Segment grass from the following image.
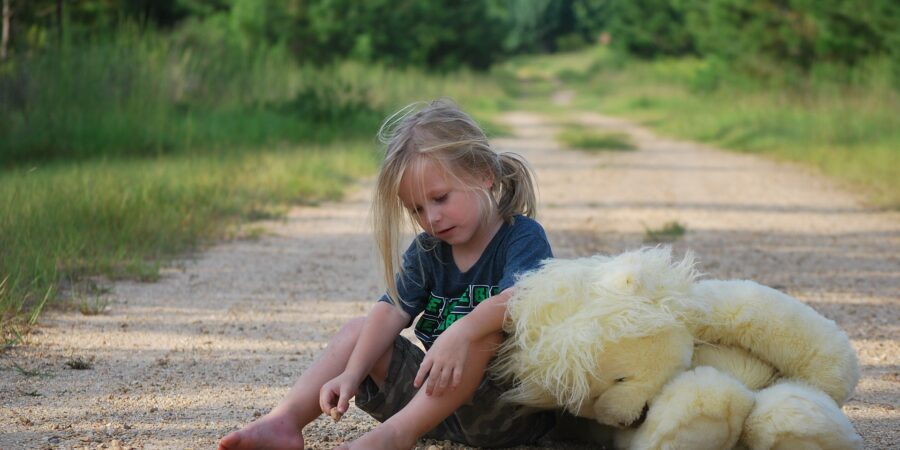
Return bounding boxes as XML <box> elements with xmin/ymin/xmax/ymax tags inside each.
<box><xmin>78</xmin><ymin>296</ymin><xmax>111</xmax><ymax>316</ymax></box>
<box><xmin>2</xmin><ymin>329</ymin><xmax>23</xmax><ymax>352</ymax></box>
<box><xmin>643</xmin><ymin>221</ymin><xmax>687</xmax><ymax>243</ymax></box>
<box><xmin>557</xmin><ymin>126</ymin><xmax>636</xmax><ymax>151</ymax></box>
<box><xmin>12</xmin><ymin>363</ymin><xmax>52</xmax><ymax>378</ymax></box>
<box><xmin>65</xmin><ymin>357</ymin><xmax>93</xmax><ymax>370</ymax></box>
<box><xmin>0</xmin><ymin>31</ymin><xmax>509</xmax><ymax>167</ymax></box>
<box><xmin>510</xmin><ymin>47</ymin><xmax>900</xmax><ymax>209</ymax></box>
<box><xmin>0</xmin><ymin>143</ymin><xmax>378</xmax><ymax>327</ymax></box>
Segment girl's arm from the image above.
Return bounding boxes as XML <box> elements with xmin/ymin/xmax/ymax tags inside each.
<box><xmin>320</xmin><ymin>301</ymin><xmax>409</xmax><ymax>415</ymax></box>
<box><xmin>413</xmin><ymin>288</ymin><xmax>514</xmax><ymax>396</ymax></box>
<box><xmin>451</xmin><ymin>287</ymin><xmax>514</xmax><ymax>341</ymax></box>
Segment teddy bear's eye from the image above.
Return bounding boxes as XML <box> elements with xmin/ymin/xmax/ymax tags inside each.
<box><xmin>615</xmin><ymin>377</ymin><xmax>627</xmax><ymax>383</ymax></box>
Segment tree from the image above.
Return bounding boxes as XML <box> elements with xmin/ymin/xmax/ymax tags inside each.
<box><xmin>1</xmin><ymin>0</ymin><xmax>10</xmax><ymax>61</ymax></box>
<box><xmin>608</xmin><ymin>0</ymin><xmax>695</xmax><ymax>57</ymax></box>
<box><xmin>681</xmin><ymin>0</ymin><xmax>897</xmax><ymax>72</ymax></box>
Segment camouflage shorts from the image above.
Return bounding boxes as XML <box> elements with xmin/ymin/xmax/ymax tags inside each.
<box><xmin>355</xmin><ymin>335</ymin><xmax>556</xmax><ymax>448</ymax></box>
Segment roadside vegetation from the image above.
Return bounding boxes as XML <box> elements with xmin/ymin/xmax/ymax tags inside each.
<box><xmin>557</xmin><ymin>126</ymin><xmax>636</xmax><ymax>152</ymax></box>
<box><xmin>643</xmin><ymin>221</ymin><xmax>687</xmax><ymax>244</ymax></box>
<box><xmin>500</xmin><ymin>46</ymin><xmax>899</xmax><ymax>209</ymax></box>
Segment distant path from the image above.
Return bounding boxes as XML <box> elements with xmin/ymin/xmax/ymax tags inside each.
<box><xmin>2</xmin><ymin>111</ymin><xmax>898</xmax><ymax>449</ymax></box>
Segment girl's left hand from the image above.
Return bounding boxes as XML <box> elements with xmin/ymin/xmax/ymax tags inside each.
<box><xmin>414</xmin><ymin>322</ymin><xmax>474</xmax><ymax>396</ymax></box>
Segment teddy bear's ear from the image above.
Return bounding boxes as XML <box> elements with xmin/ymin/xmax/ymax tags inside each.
<box><xmin>596</xmin><ymin>263</ymin><xmax>640</xmax><ymax>296</ymax></box>
<box><xmin>591</xmin><ymin>247</ymin><xmax>697</xmax><ymax>302</ymax></box>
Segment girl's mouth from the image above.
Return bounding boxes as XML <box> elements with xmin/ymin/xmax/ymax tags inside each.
<box><xmin>436</xmin><ymin>226</ymin><xmax>455</xmax><ymax>236</ymax></box>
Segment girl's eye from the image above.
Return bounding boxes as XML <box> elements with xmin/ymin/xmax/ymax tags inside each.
<box><xmin>434</xmin><ymin>193</ymin><xmax>448</xmax><ymax>203</ymax></box>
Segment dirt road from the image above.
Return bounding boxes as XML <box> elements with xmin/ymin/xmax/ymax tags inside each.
<box><xmin>2</xmin><ymin>111</ymin><xmax>898</xmax><ymax>449</ymax></box>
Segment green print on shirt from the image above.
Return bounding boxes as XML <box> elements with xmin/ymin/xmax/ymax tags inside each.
<box><xmin>473</xmin><ymin>286</ymin><xmax>496</xmax><ymax>304</ymax></box>
<box><xmin>425</xmin><ymin>295</ymin><xmax>443</xmax><ymax>314</ymax></box>
<box><xmin>415</xmin><ymin>285</ymin><xmax>501</xmax><ymax>344</ymax></box>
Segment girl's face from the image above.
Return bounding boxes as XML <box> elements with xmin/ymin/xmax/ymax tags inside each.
<box><xmin>398</xmin><ymin>159</ymin><xmax>492</xmax><ymax>248</ymax></box>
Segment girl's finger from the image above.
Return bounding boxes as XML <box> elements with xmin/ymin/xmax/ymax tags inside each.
<box><xmin>451</xmin><ymin>366</ymin><xmax>463</xmax><ymax>388</ymax></box>
<box><xmin>426</xmin><ymin>365</ymin><xmax>440</xmax><ymax>395</ymax></box>
<box><xmin>319</xmin><ymin>387</ymin><xmax>331</xmax><ymax>415</ymax></box>
<box><xmin>437</xmin><ymin>366</ymin><xmax>451</xmax><ymax>392</ymax></box>
<box><xmin>429</xmin><ymin>364</ymin><xmax>449</xmax><ymax>396</ymax></box>
<box><xmin>414</xmin><ymin>359</ymin><xmax>433</xmax><ymax>388</ymax></box>
<box><xmin>338</xmin><ymin>389</ymin><xmax>351</xmax><ymax>414</ymax></box>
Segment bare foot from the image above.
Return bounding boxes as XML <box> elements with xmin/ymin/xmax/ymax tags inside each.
<box><xmin>336</xmin><ymin>423</ymin><xmax>415</xmax><ymax>450</ymax></box>
<box><xmin>218</xmin><ymin>412</ymin><xmax>305</xmax><ymax>450</ymax></box>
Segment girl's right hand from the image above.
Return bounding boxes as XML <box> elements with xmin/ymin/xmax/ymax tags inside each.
<box><xmin>319</xmin><ymin>372</ymin><xmax>360</xmax><ymax>418</ymax></box>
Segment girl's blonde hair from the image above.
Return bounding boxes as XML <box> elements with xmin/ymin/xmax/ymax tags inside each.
<box><xmin>373</xmin><ymin>98</ymin><xmax>538</xmax><ymax>306</ymax></box>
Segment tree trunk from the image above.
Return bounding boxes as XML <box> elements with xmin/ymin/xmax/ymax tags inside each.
<box><xmin>1</xmin><ymin>0</ymin><xmax>10</xmax><ymax>61</ymax></box>
<box><xmin>56</xmin><ymin>0</ymin><xmax>63</xmax><ymax>46</ymax></box>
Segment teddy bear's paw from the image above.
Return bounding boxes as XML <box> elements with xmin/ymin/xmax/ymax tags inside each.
<box><xmin>742</xmin><ymin>382</ymin><xmax>862</xmax><ymax>450</ymax></box>
<box><xmin>627</xmin><ymin>367</ymin><xmax>754</xmax><ymax>450</ymax></box>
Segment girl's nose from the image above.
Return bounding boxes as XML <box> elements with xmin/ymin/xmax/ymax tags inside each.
<box><xmin>426</xmin><ymin>207</ymin><xmax>441</xmax><ymax>226</ymax></box>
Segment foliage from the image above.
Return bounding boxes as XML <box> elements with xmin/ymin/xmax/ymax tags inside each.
<box><xmin>548</xmin><ymin>47</ymin><xmax>900</xmax><ymax>208</ymax></box>
<box><xmin>557</xmin><ymin>126</ymin><xmax>636</xmax><ymax>151</ymax></box>
<box><xmin>296</xmin><ymin>0</ymin><xmax>508</xmax><ymax>70</ymax></box>
<box><xmin>644</xmin><ymin>221</ymin><xmax>687</xmax><ymax>243</ymax></box>
<box><xmin>0</xmin><ymin>144</ymin><xmax>378</xmax><ymax>325</ymax></box>
<box><xmin>0</xmin><ymin>25</ymin><xmax>507</xmax><ymax>167</ymax></box>
<box><xmin>680</xmin><ymin>0</ymin><xmax>900</xmax><ymax>79</ymax></box>
<box><xmin>607</xmin><ymin>0</ymin><xmax>696</xmax><ymax>57</ymax></box>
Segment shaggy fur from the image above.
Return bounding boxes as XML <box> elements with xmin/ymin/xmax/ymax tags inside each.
<box><xmin>494</xmin><ymin>247</ymin><xmax>862</xmax><ymax>450</ymax></box>
<box><xmin>743</xmin><ymin>382</ymin><xmax>863</xmax><ymax>450</ymax></box>
<box><xmin>686</xmin><ymin>280</ymin><xmax>859</xmax><ymax>404</ymax></box>
<box><xmin>692</xmin><ymin>344</ymin><xmax>778</xmax><ymax>390</ymax></box>
<box><xmin>493</xmin><ymin>247</ymin><xmax>698</xmax><ymax>415</ymax></box>
<box><xmin>624</xmin><ymin>366</ymin><xmax>755</xmax><ymax>450</ymax></box>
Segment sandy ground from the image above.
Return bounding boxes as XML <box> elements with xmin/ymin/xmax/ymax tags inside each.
<box><xmin>2</xmin><ymin>110</ymin><xmax>898</xmax><ymax>450</ymax></box>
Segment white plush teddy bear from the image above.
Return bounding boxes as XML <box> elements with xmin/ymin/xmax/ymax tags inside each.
<box><xmin>492</xmin><ymin>247</ymin><xmax>862</xmax><ymax>450</ymax></box>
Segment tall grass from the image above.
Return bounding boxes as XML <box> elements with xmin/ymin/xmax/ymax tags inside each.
<box><xmin>557</xmin><ymin>126</ymin><xmax>636</xmax><ymax>152</ymax></box>
<box><xmin>0</xmin><ymin>144</ymin><xmax>378</xmax><ymax>324</ymax></box>
<box><xmin>503</xmin><ymin>47</ymin><xmax>900</xmax><ymax>208</ymax></box>
<box><xmin>0</xmin><ymin>27</ymin><xmax>509</xmax><ymax>327</ymax></box>
<box><xmin>0</xmin><ymin>28</ymin><xmax>508</xmax><ymax>166</ymax></box>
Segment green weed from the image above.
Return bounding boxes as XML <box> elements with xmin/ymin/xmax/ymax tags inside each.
<box><xmin>65</xmin><ymin>357</ymin><xmax>93</xmax><ymax>370</ymax></box>
<box><xmin>2</xmin><ymin>331</ymin><xmax>23</xmax><ymax>352</ymax></box>
<box><xmin>78</xmin><ymin>296</ymin><xmax>111</xmax><ymax>316</ymax></box>
<box><xmin>644</xmin><ymin>222</ymin><xmax>687</xmax><ymax>243</ymax></box>
<box><xmin>13</xmin><ymin>363</ymin><xmax>52</xmax><ymax>378</ymax></box>
<box><xmin>557</xmin><ymin>126</ymin><xmax>636</xmax><ymax>151</ymax></box>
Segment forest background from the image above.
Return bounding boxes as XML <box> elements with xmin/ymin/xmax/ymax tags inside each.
<box><xmin>1</xmin><ymin>0</ymin><xmax>898</xmax><ymax>333</ymax></box>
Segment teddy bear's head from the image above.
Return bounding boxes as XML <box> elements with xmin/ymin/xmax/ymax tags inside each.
<box><xmin>493</xmin><ymin>248</ymin><xmax>699</xmax><ymax>427</ymax></box>
<box><xmin>574</xmin><ymin>327</ymin><xmax>694</xmax><ymax>427</ymax></box>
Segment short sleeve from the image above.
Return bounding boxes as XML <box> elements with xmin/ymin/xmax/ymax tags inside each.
<box><xmin>378</xmin><ymin>236</ymin><xmax>431</xmax><ymax>325</ymax></box>
<box><xmin>497</xmin><ymin>219</ymin><xmax>553</xmax><ymax>291</ymax></box>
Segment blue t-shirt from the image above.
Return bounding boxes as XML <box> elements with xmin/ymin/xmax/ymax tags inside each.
<box><xmin>380</xmin><ymin>215</ymin><xmax>552</xmax><ymax>349</ymax></box>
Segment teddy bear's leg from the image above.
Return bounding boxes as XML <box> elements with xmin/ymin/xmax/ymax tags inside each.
<box><xmin>741</xmin><ymin>382</ymin><xmax>862</xmax><ymax>450</ymax></box>
<box><xmin>626</xmin><ymin>366</ymin><xmax>754</xmax><ymax>450</ymax></box>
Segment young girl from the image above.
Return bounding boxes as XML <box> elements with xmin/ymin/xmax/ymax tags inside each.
<box><xmin>218</xmin><ymin>99</ymin><xmax>555</xmax><ymax>449</ymax></box>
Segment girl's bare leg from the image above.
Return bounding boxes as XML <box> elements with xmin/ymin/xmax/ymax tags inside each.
<box><xmin>337</xmin><ymin>333</ymin><xmax>504</xmax><ymax>450</ymax></box>
<box><xmin>218</xmin><ymin>317</ymin><xmax>390</xmax><ymax>450</ymax></box>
